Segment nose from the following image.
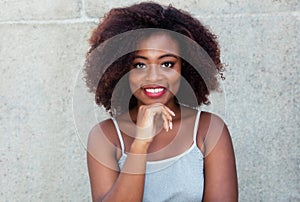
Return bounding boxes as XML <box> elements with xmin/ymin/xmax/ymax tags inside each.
<box><xmin>145</xmin><ymin>64</ymin><xmax>162</xmax><ymax>82</ymax></box>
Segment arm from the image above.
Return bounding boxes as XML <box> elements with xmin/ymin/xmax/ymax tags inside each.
<box><xmin>201</xmin><ymin>113</ymin><xmax>238</xmax><ymax>202</ymax></box>
<box><xmin>87</xmin><ymin>123</ymin><xmax>150</xmax><ymax>202</ymax></box>
<box><xmin>87</xmin><ymin>104</ymin><xmax>174</xmax><ymax>201</ymax></box>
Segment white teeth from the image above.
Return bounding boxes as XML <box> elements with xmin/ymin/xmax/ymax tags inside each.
<box><xmin>145</xmin><ymin>88</ymin><xmax>164</xmax><ymax>93</ymax></box>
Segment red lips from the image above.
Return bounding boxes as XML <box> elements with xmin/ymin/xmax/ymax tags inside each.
<box><xmin>142</xmin><ymin>86</ymin><xmax>167</xmax><ymax>98</ymax></box>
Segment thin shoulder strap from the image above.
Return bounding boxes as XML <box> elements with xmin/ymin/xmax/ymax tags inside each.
<box><xmin>111</xmin><ymin>117</ymin><xmax>125</xmax><ymax>154</ymax></box>
<box><xmin>193</xmin><ymin>109</ymin><xmax>201</xmax><ymax>143</ymax></box>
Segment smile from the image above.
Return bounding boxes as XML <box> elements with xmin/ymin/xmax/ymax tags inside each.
<box><xmin>143</xmin><ymin>87</ymin><xmax>166</xmax><ymax>98</ymax></box>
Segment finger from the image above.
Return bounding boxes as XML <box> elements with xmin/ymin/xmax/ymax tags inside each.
<box><xmin>149</xmin><ymin>106</ymin><xmax>172</xmax><ymax>121</ymax></box>
<box><xmin>161</xmin><ymin>113</ymin><xmax>170</xmax><ymax>132</ymax></box>
<box><xmin>161</xmin><ymin>108</ymin><xmax>173</xmax><ymax>121</ymax></box>
<box><xmin>164</xmin><ymin>106</ymin><xmax>175</xmax><ymax>117</ymax></box>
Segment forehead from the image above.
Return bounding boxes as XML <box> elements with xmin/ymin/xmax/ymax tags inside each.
<box><xmin>136</xmin><ymin>33</ymin><xmax>180</xmax><ymax>55</ymax></box>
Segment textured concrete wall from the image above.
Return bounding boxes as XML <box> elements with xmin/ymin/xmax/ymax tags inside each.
<box><xmin>0</xmin><ymin>0</ymin><xmax>299</xmax><ymax>201</ymax></box>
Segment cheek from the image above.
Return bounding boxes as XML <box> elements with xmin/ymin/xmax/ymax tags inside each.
<box><xmin>174</xmin><ymin>76</ymin><xmax>181</xmax><ymax>91</ymax></box>
<box><xmin>128</xmin><ymin>72</ymin><xmax>140</xmax><ymax>92</ymax></box>
<box><xmin>169</xmin><ymin>73</ymin><xmax>181</xmax><ymax>94</ymax></box>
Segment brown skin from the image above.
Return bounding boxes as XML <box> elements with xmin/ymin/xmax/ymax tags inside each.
<box><xmin>87</xmin><ymin>110</ymin><xmax>238</xmax><ymax>201</ymax></box>
<box><xmin>199</xmin><ymin>112</ymin><xmax>238</xmax><ymax>201</ymax></box>
<box><xmin>84</xmin><ymin>3</ymin><xmax>224</xmax><ymax>115</ymax></box>
<box><xmin>87</xmin><ymin>34</ymin><xmax>238</xmax><ymax>201</ymax></box>
<box><xmin>129</xmin><ymin>34</ymin><xmax>182</xmax><ymax>113</ymax></box>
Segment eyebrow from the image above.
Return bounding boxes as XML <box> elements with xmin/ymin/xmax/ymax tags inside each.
<box><xmin>132</xmin><ymin>53</ymin><xmax>179</xmax><ymax>60</ymax></box>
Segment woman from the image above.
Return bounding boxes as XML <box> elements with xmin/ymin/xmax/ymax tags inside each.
<box><xmin>84</xmin><ymin>2</ymin><xmax>238</xmax><ymax>201</ymax></box>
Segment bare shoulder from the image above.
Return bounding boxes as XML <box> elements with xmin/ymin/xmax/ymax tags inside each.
<box><xmin>199</xmin><ymin>111</ymin><xmax>227</xmax><ymax>128</ymax></box>
<box><xmin>89</xmin><ymin>118</ymin><xmax>117</xmax><ymax>135</ymax></box>
<box><xmin>197</xmin><ymin>111</ymin><xmax>230</xmax><ymax>156</ymax></box>
<box><xmin>87</xmin><ymin>118</ymin><xmax>120</xmax><ymax>158</ymax></box>
<box><xmin>199</xmin><ymin>112</ymin><xmax>238</xmax><ymax>201</ymax></box>
<box><xmin>87</xmin><ymin>119</ymin><xmax>122</xmax><ymax>201</ymax></box>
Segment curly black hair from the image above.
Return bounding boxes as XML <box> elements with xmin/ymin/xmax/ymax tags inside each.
<box><xmin>84</xmin><ymin>2</ymin><xmax>224</xmax><ymax>116</ymax></box>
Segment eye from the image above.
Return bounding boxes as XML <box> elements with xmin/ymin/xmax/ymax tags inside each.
<box><xmin>161</xmin><ymin>61</ymin><xmax>175</xmax><ymax>68</ymax></box>
<box><xmin>132</xmin><ymin>62</ymin><xmax>146</xmax><ymax>69</ymax></box>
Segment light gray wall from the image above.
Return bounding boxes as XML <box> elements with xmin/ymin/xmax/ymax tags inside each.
<box><xmin>0</xmin><ymin>0</ymin><xmax>299</xmax><ymax>201</ymax></box>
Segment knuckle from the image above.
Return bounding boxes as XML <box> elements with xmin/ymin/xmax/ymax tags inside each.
<box><xmin>138</xmin><ymin>105</ymin><xmax>146</xmax><ymax>111</ymax></box>
<box><xmin>153</xmin><ymin>103</ymin><xmax>163</xmax><ymax>107</ymax></box>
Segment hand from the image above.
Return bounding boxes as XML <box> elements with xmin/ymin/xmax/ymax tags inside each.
<box><xmin>135</xmin><ymin>103</ymin><xmax>175</xmax><ymax>143</ymax></box>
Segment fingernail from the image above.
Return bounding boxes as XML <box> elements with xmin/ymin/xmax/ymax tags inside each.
<box><xmin>164</xmin><ymin>122</ymin><xmax>168</xmax><ymax>132</ymax></box>
<box><xmin>169</xmin><ymin>121</ymin><xmax>173</xmax><ymax>130</ymax></box>
<box><xmin>170</xmin><ymin>111</ymin><xmax>175</xmax><ymax>116</ymax></box>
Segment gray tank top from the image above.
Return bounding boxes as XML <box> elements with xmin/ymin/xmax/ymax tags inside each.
<box><xmin>111</xmin><ymin>110</ymin><xmax>204</xmax><ymax>201</ymax></box>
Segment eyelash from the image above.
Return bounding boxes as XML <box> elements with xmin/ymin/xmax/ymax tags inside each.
<box><xmin>132</xmin><ymin>61</ymin><xmax>175</xmax><ymax>69</ymax></box>
<box><xmin>132</xmin><ymin>62</ymin><xmax>146</xmax><ymax>69</ymax></box>
<box><xmin>161</xmin><ymin>61</ymin><xmax>175</xmax><ymax>68</ymax></box>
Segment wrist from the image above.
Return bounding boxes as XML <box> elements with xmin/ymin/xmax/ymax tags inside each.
<box><xmin>130</xmin><ymin>140</ymin><xmax>150</xmax><ymax>154</ymax></box>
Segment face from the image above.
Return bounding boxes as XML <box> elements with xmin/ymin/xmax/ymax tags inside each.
<box><xmin>129</xmin><ymin>33</ymin><xmax>181</xmax><ymax>107</ymax></box>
